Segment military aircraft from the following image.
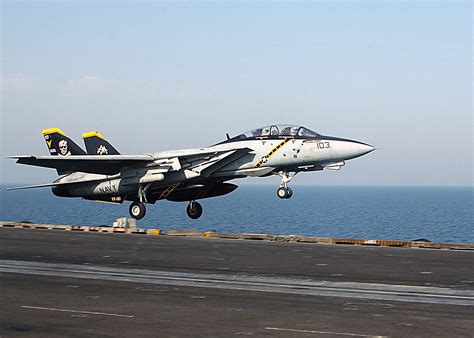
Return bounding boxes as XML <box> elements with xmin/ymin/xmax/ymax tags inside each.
<box><xmin>8</xmin><ymin>125</ymin><xmax>374</xmax><ymax>220</ymax></box>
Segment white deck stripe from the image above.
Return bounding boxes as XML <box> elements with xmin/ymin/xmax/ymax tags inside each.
<box><xmin>1</xmin><ymin>260</ymin><xmax>473</xmax><ymax>306</ymax></box>
<box><xmin>265</xmin><ymin>327</ymin><xmax>385</xmax><ymax>337</ymax></box>
<box><xmin>21</xmin><ymin>306</ymin><xmax>133</xmax><ymax>318</ymax></box>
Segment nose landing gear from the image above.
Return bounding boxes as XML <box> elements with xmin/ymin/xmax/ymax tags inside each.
<box><xmin>277</xmin><ymin>186</ymin><xmax>293</xmax><ymax>199</ymax></box>
<box><xmin>277</xmin><ymin>171</ymin><xmax>294</xmax><ymax>199</ymax></box>
<box><xmin>187</xmin><ymin>201</ymin><xmax>203</xmax><ymax>219</ymax></box>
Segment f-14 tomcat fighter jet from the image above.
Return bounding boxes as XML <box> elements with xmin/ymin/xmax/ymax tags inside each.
<box><xmin>8</xmin><ymin>125</ymin><xmax>374</xmax><ymax>220</ymax></box>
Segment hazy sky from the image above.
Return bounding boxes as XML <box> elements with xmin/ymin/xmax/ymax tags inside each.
<box><xmin>1</xmin><ymin>1</ymin><xmax>472</xmax><ymax>186</ymax></box>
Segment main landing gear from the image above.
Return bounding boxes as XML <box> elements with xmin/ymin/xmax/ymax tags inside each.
<box><xmin>129</xmin><ymin>200</ymin><xmax>203</xmax><ymax>221</ymax></box>
<box><xmin>129</xmin><ymin>183</ymin><xmax>151</xmax><ymax>220</ymax></box>
<box><xmin>187</xmin><ymin>200</ymin><xmax>203</xmax><ymax>219</ymax></box>
<box><xmin>128</xmin><ymin>183</ymin><xmax>204</xmax><ymax>220</ymax></box>
<box><xmin>277</xmin><ymin>171</ymin><xmax>294</xmax><ymax>199</ymax></box>
<box><xmin>129</xmin><ymin>201</ymin><xmax>146</xmax><ymax>220</ymax></box>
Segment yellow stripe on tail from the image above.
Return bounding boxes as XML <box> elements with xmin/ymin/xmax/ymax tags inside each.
<box><xmin>82</xmin><ymin>131</ymin><xmax>105</xmax><ymax>140</ymax></box>
<box><xmin>42</xmin><ymin>128</ymin><xmax>67</xmax><ymax>137</ymax></box>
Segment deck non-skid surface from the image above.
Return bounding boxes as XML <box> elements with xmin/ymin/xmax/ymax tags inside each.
<box><xmin>1</xmin><ymin>228</ymin><xmax>473</xmax><ymax>337</ymax></box>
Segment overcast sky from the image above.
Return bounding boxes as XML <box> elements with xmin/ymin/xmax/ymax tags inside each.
<box><xmin>1</xmin><ymin>1</ymin><xmax>472</xmax><ymax>186</ymax></box>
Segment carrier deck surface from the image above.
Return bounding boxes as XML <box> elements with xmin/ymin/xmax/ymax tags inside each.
<box><xmin>1</xmin><ymin>226</ymin><xmax>473</xmax><ymax>337</ymax></box>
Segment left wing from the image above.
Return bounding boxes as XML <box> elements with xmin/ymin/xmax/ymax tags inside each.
<box><xmin>9</xmin><ymin>147</ymin><xmax>254</xmax><ymax>178</ymax></box>
<box><xmin>9</xmin><ymin>155</ymin><xmax>156</xmax><ymax>175</ymax></box>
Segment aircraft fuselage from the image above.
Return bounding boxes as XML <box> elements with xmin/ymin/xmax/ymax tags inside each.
<box><xmin>52</xmin><ymin>134</ymin><xmax>374</xmax><ymax>203</ymax></box>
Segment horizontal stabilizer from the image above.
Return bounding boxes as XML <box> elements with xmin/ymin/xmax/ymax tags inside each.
<box><xmin>7</xmin><ymin>182</ymin><xmax>64</xmax><ymax>191</ymax></box>
<box><xmin>6</xmin><ymin>173</ymin><xmax>110</xmax><ymax>191</ymax></box>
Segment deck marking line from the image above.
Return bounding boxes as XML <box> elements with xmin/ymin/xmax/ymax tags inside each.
<box><xmin>21</xmin><ymin>306</ymin><xmax>134</xmax><ymax>318</ymax></box>
<box><xmin>7</xmin><ymin>264</ymin><xmax>474</xmax><ymax>301</ymax></box>
<box><xmin>265</xmin><ymin>327</ymin><xmax>385</xmax><ymax>337</ymax></box>
<box><xmin>2</xmin><ymin>260</ymin><xmax>473</xmax><ymax>306</ymax></box>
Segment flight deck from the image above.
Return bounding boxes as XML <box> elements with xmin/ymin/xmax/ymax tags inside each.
<box><xmin>1</xmin><ymin>222</ymin><xmax>473</xmax><ymax>337</ymax></box>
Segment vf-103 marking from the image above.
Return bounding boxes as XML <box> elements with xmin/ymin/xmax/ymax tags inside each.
<box><xmin>8</xmin><ymin>125</ymin><xmax>375</xmax><ymax>220</ymax></box>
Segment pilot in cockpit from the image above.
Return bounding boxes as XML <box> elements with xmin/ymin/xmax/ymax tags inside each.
<box><xmin>261</xmin><ymin>128</ymin><xmax>270</xmax><ymax>136</ymax></box>
<box><xmin>281</xmin><ymin>127</ymin><xmax>292</xmax><ymax>136</ymax></box>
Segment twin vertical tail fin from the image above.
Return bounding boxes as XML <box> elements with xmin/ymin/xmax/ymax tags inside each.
<box><xmin>41</xmin><ymin>128</ymin><xmax>120</xmax><ymax>156</ymax></box>
<box><xmin>82</xmin><ymin>131</ymin><xmax>120</xmax><ymax>155</ymax></box>
<box><xmin>42</xmin><ymin>128</ymin><xmax>87</xmax><ymax>156</ymax></box>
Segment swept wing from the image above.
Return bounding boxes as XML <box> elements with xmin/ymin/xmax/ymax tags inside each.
<box><xmin>9</xmin><ymin>147</ymin><xmax>253</xmax><ymax>177</ymax></box>
<box><xmin>9</xmin><ymin>155</ymin><xmax>156</xmax><ymax>175</ymax></box>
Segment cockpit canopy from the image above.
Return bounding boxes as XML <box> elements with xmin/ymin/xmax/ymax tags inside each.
<box><xmin>227</xmin><ymin>124</ymin><xmax>321</xmax><ymax>142</ymax></box>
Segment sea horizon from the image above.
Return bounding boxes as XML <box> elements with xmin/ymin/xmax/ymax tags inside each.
<box><xmin>1</xmin><ymin>185</ymin><xmax>472</xmax><ymax>244</ymax></box>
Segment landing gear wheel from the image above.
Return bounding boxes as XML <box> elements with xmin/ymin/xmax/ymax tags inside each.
<box><xmin>277</xmin><ymin>187</ymin><xmax>293</xmax><ymax>199</ymax></box>
<box><xmin>277</xmin><ymin>171</ymin><xmax>295</xmax><ymax>199</ymax></box>
<box><xmin>277</xmin><ymin>187</ymin><xmax>289</xmax><ymax>199</ymax></box>
<box><xmin>129</xmin><ymin>201</ymin><xmax>146</xmax><ymax>220</ymax></box>
<box><xmin>187</xmin><ymin>201</ymin><xmax>203</xmax><ymax>219</ymax></box>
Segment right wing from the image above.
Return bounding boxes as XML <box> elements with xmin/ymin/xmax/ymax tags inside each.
<box><xmin>178</xmin><ymin>148</ymin><xmax>253</xmax><ymax>177</ymax></box>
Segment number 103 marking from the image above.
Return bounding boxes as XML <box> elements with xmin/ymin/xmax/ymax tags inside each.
<box><xmin>317</xmin><ymin>142</ymin><xmax>330</xmax><ymax>149</ymax></box>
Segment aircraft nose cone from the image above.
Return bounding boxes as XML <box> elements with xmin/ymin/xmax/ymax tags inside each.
<box><xmin>334</xmin><ymin>140</ymin><xmax>375</xmax><ymax>160</ymax></box>
<box><xmin>356</xmin><ymin>143</ymin><xmax>375</xmax><ymax>156</ymax></box>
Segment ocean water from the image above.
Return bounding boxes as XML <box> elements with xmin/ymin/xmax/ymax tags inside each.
<box><xmin>0</xmin><ymin>185</ymin><xmax>472</xmax><ymax>244</ymax></box>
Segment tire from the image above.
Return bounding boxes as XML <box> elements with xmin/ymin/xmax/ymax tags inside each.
<box><xmin>129</xmin><ymin>201</ymin><xmax>146</xmax><ymax>220</ymax></box>
<box><xmin>285</xmin><ymin>187</ymin><xmax>293</xmax><ymax>199</ymax></box>
<box><xmin>277</xmin><ymin>187</ymin><xmax>288</xmax><ymax>199</ymax></box>
<box><xmin>187</xmin><ymin>201</ymin><xmax>203</xmax><ymax>219</ymax></box>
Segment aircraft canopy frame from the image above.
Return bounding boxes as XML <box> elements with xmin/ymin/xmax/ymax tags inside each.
<box><xmin>225</xmin><ymin>125</ymin><xmax>321</xmax><ymax>142</ymax></box>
